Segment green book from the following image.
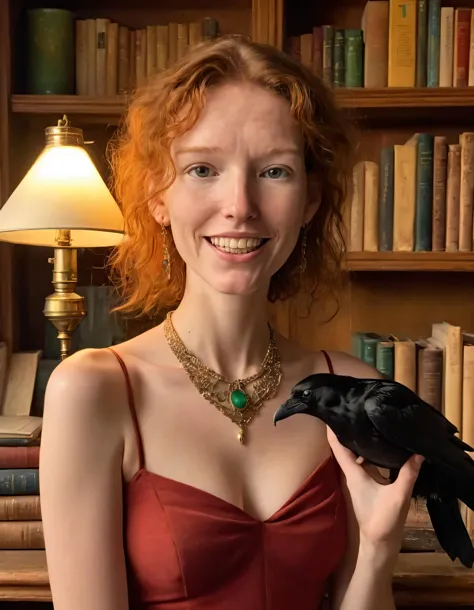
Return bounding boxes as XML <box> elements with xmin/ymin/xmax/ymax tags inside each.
<box><xmin>333</xmin><ymin>29</ymin><xmax>345</xmax><ymax>87</ymax></box>
<box><xmin>376</xmin><ymin>340</ymin><xmax>394</xmax><ymax>379</ymax></box>
<box><xmin>344</xmin><ymin>29</ymin><xmax>364</xmax><ymax>87</ymax></box>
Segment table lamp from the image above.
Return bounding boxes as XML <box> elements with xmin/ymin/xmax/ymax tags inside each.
<box><xmin>0</xmin><ymin>115</ymin><xmax>124</xmax><ymax>360</ymax></box>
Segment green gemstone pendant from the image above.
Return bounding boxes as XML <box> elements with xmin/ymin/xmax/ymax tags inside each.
<box><xmin>230</xmin><ymin>389</ymin><xmax>248</xmax><ymax>410</ymax></box>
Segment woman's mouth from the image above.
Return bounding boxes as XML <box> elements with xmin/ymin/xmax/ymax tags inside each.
<box><xmin>205</xmin><ymin>236</ymin><xmax>268</xmax><ymax>254</ymax></box>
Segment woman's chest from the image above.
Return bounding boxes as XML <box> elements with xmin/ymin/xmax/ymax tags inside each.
<box><xmin>123</xmin><ymin>372</ymin><xmax>332</xmax><ymax>522</ymax></box>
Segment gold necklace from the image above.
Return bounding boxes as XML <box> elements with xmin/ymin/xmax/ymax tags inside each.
<box><xmin>163</xmin><ymin>311</ymin><xmax>282</xmax><ymax>445</ymax></box>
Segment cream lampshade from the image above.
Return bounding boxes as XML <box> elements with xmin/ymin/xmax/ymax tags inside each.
<box><xmin>0</xmin><ymin>115</ymin><xmax>124</xmax><ymax>359</ymax></box>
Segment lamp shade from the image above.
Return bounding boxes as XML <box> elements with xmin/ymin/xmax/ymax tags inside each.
<box><xmin>0</xmin><ymin>143</ymin><xmax>124</xmax><ymax>248</ymax></box>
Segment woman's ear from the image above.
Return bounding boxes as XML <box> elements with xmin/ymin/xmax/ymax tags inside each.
<box><xmin>303</xmin><ymin>172</ymin><xmax>321</xmax><ymax>225</ymax></box>
<box><xmin>147</xmin><ymin>176</ymin><xmax>170</xmax><ymax>226</ymax></box>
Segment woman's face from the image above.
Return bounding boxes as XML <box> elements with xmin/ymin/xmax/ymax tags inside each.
<box><xmin>156</xmin><ymin>80</ymin><xmax>318</xmax><ymax>297</ymax></box>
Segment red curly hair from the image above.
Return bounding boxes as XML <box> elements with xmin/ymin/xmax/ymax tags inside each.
<box><xmin>107</xmin><ymin>35</ymin><xmax>354</xmax><ymax>317</ymax></box>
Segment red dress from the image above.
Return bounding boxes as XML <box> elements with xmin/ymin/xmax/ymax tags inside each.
<box><xmin>110</xmin><ymin>349</ymin><xmax>347</xmax><ymax>610</ymax></box>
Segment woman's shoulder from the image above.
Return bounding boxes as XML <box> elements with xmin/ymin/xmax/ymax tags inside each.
<box><xmin>47</xmin><ymin>347</ymin><xmax>125</xmax><ymax>397</ymax></box>
<box><xmin>43</xmin><ymin>347</ymin><xmax>130</xmax><ymax>436</ymax></box>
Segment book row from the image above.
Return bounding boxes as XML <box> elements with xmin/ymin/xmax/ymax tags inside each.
<box><xmin>75</xmin><ymin>17</ymin><xmax>219</xmax><ymax>97</ymax></box>
<box><xmin>352</xmin><ymin>321</ymin><xmax>474</xmax><ymax>534</ymax></box>
<box><xmin>348</xmin><ymin>132</ymin><xmax>474</xmax><ymax>253</ymax></box>
<box><xmin>285</xmin><ymin>0</ymin><xmax>474</xmax><ymax>89</ymax></box>
<box><xmin>351</xmin><ymin>322</ymin><xmax>473</xmax><ymax>444</ymax></box>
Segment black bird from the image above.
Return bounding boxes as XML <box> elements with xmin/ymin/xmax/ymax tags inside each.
<box><xmin>273</xmin><ymin>373</ymin><xmax>474</xmax><ymax>569</ymax></box>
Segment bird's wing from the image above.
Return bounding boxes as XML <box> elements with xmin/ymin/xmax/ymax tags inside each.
<box><xmin>363</xmin><ymin>380</ymin><xmax>472</xmax><ymax>471</ymax></box>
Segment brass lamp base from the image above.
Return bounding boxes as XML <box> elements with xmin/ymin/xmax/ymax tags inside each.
<box><xmin>43</xmin><ymin>230</ymin><xmax>86</xmax><ymax>360</ymax></box>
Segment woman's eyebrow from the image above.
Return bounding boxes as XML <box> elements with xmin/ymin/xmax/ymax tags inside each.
<box><xmin>175</xmin><ymin>146</ymin><xmax>300</xmax><ymax>158</ymax></box>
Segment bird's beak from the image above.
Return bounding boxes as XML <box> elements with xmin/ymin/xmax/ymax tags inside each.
<box><xmin>273</xmin><ymin>398</ymin><xmax>304</xmax><ymax>426</ymax></box>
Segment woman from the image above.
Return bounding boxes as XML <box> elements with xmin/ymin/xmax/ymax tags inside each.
<box><xmin>39</xmin><ymin>36</ymin><xmax>423</xmax><ymax>610</ymax></box>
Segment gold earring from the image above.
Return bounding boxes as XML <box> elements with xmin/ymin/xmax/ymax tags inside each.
<box><xmin>300</xmin><ymin>226</ymin><xmax>308</xmax><ymax>277</ymax></box>
<box><xmin>161</xmin><ymin>223</ymin><xmax>171</xmax><ymax>281</ymax></box>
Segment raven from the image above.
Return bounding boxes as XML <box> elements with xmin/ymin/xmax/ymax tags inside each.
<box><xmin>273</xmin><ymin>373</ymin><xmax>474</xmax><ymax>569</ymax></box>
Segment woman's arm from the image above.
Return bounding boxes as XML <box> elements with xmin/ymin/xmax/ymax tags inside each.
<box><xmin>325</xmin><ymin>352</ymin><xmax>422</xmax><ymax>610</ymax></box>
<box><xmin>329</xmin><ymin>480</ymin><xmax>399</xmax><ymax>610</ymax></box>
<box><xmin>39</xmin><ymin>349</ymin><xmax>130</xmax><ymax>610</ymax></box>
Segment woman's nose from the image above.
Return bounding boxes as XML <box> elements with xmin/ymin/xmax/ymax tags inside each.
<box><xmin>222</xmin><ymin>173</ymin><xmax>259</xmax><ymax>221</ymax></box>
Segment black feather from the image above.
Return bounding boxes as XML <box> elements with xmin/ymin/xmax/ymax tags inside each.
<box><xmin>273</xmin><ymin>373</ymin><xmax>474</xmax><ymax>568</ymax></box>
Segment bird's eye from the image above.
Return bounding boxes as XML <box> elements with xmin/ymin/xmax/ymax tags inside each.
<box><xmin>302</xmin><ymin>390</ymin><xmax>311</xmax><ymax>400</ymax></box>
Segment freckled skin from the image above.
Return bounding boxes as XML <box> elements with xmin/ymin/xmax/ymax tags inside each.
<box><xmin>273</xmin><ymin>373</ymin><xmax>474</xmax><ymax>568</ymax></box>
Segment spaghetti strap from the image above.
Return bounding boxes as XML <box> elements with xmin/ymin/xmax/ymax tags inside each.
<box><xmin>108</xmin><ymin>348</ymin><xmax>145</xmax><ymax>471</ymax></box>
<box><xmin>320</xmin><ymin>350</ymin><xmax>335</xmax><ymax>375</ymax></box>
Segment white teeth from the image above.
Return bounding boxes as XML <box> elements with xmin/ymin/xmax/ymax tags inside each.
<box><xmin>208</xmin><ymin>236</ymin><xmax>265</xmax><ymax>254</ymax></box>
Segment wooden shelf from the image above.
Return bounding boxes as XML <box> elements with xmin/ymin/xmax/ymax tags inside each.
<box><xmin>334</xmin><ymin>87</ymin><xmax>474</xmax><ymax>109</ymax></box>
<box><xmin>10</xmin><ymin>87</ymin><xmax>474</xmax><ymax>120</ymax></box>
<box><xmin>345</xmin><ymin>252</ymin><xmax>474</xmax><ymax>272</ymax></box>
<box><xmin>10</xmin><ymin>94</ymin><xmax>128</xmax><ymax>117</ymax></box>
<box><xmin>0</xmin><ymin>550</ymin><xmax>473</xmax><ymax>604</ymax></box>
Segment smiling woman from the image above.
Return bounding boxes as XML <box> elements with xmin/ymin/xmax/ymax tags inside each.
<box><xmin>39</xmin><ymin>34</ymin><xmax>420</xmax><ymax>610</ymax></box>
<box><xmin>107</xmin><ymin>36</ymin><xmax>353</xmax><ymax>312</ymax></box>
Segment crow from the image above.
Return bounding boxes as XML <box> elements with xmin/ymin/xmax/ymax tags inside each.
<box><xmin>273</xmin><ymin>373</ymin><xmax>474</xmax><ymax>569</ymax></box>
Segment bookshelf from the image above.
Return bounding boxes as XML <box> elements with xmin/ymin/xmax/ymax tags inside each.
<box><xmin>12</xmin><ymin>86</ymin><xmax>474</xmax><ymax>114</ymax></box>
<box><xmin>1</xmin><ymin>0</ymin><xmax>474</xmax><ymax>607</ymax></box>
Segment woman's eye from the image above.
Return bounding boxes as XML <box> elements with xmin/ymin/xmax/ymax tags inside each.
<box><xmin>187</xmin><ymin>165</ymin><xmax>215</xmax><ymax>178</ymax></box>
<box><xmin>262</xmin><ymin>167</ymin><xmax>290</xmax><ymax>179</ymax></box>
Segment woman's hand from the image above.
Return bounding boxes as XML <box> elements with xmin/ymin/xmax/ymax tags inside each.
<box><xmin>326</xmin><ymin>427</ymin><xmax>424</xmax><ymax>561</ymax></box>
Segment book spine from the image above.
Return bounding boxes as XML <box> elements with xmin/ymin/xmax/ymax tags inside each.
<box><xmin>414</xmin><ymin>133</ymin><xmax>434</xmax><ymax>251</ymax></box>
<box><xmin>129</xmin><ymin>30</ymin><xmax>137</xmax><ymax>91</ymax></box>
<box><xmin>393</xmin><ymin>143</ymin><xmax>417</xmax><ymax>251</ymax></box>
<box><xmin>431</xmin><ymin>136</ymin><xmax>448</xmax><ymax>252</ymax></box>
<box><xmin>333</xmin><ymin>29</ymin><xmax>345</xmax><ymax>87</ymax></box>
<box><xmin>118</xmin><ymin>26</ymin><xmax>130</xmax><ymax>94</ymax></box>
<box><xmin>300</xmin><ymin>33</ymin><xmax>313</xmax><ymax>71</ymax></box>
<box><xmin>459</xmin><ymin>132</ymin><xmax>474</xmax><ymax>251</ymax></box>
<box><xmin>349</xmin><ymin>161</ymin><xmax>365</xmax><ymax>251</ymax></box>
<box><xmin>439</xmin><ymin>7</ymin><xmax>454</xmax><ymax>86</ymax></box>
<box><xmin>0</xmin><ymin>469</ymin><xmax>39</xmax><ymax>495</ymax></box>
<box><xmin>86</xmin><ymin>19</ymin><xmax>96</xmax><ymax>95</ymax></box>
<box><xmin>312</xmin><ymin>26</ymin><xmax>323</xmax><ymax>77</ymax></box>
<box><xmin>168</xmin><ymin>22</ymin><xmax>178</xmax><ymax>67</ymax></box>
<box><xmin>146</xmin><ymin>25</ymin><xmax>157</xmax><ymax>79</ymax></box>
<box><xmin>188</xmin><ymin>22</ymin><xmax>202</xmax><ymax>48</ymax></box>
<box><xmin>0</xmin><ymin>496</ymin><xmax>41</xmax><ymax>521</ymax></box>
<box><xmin>0</xmin><ymin>521</ymin><xmax>44</xmax><ymax>549</ymax></box>
<box><xmin>135</xmin><ymin>29</ymin><xmax>147</xmax><ymax>88</ymax></box>
<box><xmin>95</xmin><ymin>18</ymin><xmax>109</xmax><ymax>96</ymax></box>
<box><xmin>0</xmin><ymin>446</ymin><xmax>39</xmax><ymax>469</ymax></box>
<box><xmin>376</xmin><ymin>341</ymin><xmax>394</xmax><ymax>379</ymax></box>
<box><xmin>445</xmin><ymin>144</ymin><xmax>461</xmax><ymax>252</ymax></box>
<box><xmin>378</xmin><ymin>146</ymin><xmax>395</xmax><ymax>251</ymax></box>
<box><xmin>75</xmin><ymin>19</ymin><xmax>88</xmax><ymax>95</ymax></box>
<box><xmin>156</xmin><ymin>25</ymin><xmax>169</xmax><ymax>72</ymax></box>
<box><xmin>361</xmin><ymin>337</ymin><xmax>379</xmax><ymax>367</ymax></box>
<box><xmin>363</xmin><ymin>161</ymin><xmax>379</xmax><ymax>251</ymax></box>
<box><xmin>453</xmin><ymin>8</ymin><xmax>471</xmax><ymax>87</ymax></box>
<box><xmin>344</xmin><ymin>29</ymin><xmax>363</xmax><ymax>87</ymax></box>
<box><xmin>388</xmin><ymin>0</ymin><xmax>417</xmax><ymax>86</ymax></box>
<box><xmin>416</xmin><ymin>0</ymin><xmax>427</xmax><ymax>86</ymax></box>
<box><xmin>363</xmin><ymin>0</ymin><xmax>389</xmax><ymax>88</ymax></box>
<box><xmin>322</xmin><ymin>25</ymin><xmax>334</xmax><ymax>87</ymax></box>
<box><xmin>106</xmin><ymin>22</ymin><xmax>118</xmax><ymax>96</ymax></box>
<box><xmin>427</xmin><ymin>0</ymin><xmax>441</xmax><ymax>87</ymax></box>
<box><xmin>417</xmin><ymin>347</ymin><xmax>442</xmax><ymax>411</ymax></box>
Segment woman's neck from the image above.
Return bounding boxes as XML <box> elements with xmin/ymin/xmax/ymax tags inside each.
<box><xmin>169</xmin><ymin>284</ymin><xmax>273</xmax><ymax>381</ymax></box>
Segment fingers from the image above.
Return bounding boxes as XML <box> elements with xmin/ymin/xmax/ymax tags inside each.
<box><xmin>361</xmin><ymin>463</ymin><xmax>391</xmax><ymax>485</ymax></box>
<box><xmin>392</xmin><ymin>454</ymin><xmax>424</xmax><ymax>497</ymax></box>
